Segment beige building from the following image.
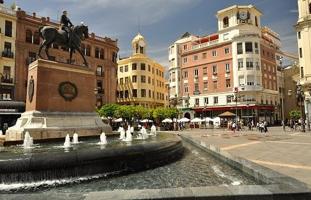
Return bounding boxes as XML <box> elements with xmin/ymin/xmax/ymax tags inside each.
<box><xmin>296</xmin><ymin>0</ymin><xmax>311</xmax><ymax>124</ymax></box>
<box><xmin>0</xmin><ymin>4</ymin><xmax>16</xmax><ymax>101</ymax></box>
<box><xmin>117</xmin><ymin>33</ymin><xmax>166</xmax><ymax>108</ymax></box>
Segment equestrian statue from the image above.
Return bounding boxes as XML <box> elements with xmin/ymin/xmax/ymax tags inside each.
<box><xmin>38</xmin><ymin>10</ymin><xmax>89</xmax><ymax>66</ymax></box>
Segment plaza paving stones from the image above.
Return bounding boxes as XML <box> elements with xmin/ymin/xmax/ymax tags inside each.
<box><xmin>179</xmin><ymin>126</ymin><xmax>311</xmax><ymax>188</ymax></box>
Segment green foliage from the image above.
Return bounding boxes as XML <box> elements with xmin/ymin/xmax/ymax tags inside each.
<box><xmin>97</xmin><ymin>104</ymin><xmax>179</xmax><ymax>122</ymax></box>
<box><xmin>97</xmin><ymin>103</ymin><xmax>120</xmax><ymax>117</ymax></box>
<box><xmin>289</xmin><ymin>110</ymin><xmax>301</xmax><ymax>119</ymax></box>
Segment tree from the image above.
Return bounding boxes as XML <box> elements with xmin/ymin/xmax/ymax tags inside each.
<box><xmin>289</xmin><ymin>110</ymin><xmax>301</xmax><ymax>120</ymax></box>
<box><xmin>97</xmin><ymin>104</ymin><xmax>120</xmax><ymax>118</ymax></box>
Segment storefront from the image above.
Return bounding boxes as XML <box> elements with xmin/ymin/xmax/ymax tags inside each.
<box><xmin>0</xmin><ymin>101</ymin><xmax>25</xmax><ymax>134</ymax></box>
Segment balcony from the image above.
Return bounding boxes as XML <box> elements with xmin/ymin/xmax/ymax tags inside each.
<box><xmin>193</xmin><ymin>90</ymin><xmax>200</xmax><ymax>95</ymax></box>
<box><xmin>2</xmin><ymin>51</ymin><xmax>14</xmax><ymax>58</ymax></box>
<box><xmin>1</xmin><ymin>77</ymin><xmax>13</xmax><ymax>84</ymax></box>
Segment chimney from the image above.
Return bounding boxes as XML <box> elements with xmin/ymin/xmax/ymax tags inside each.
<box><xmin>32</xmin><ymin>12</ymin><xmax>36</xmax><ymax>18</ymax></box>
<box><xmin>47</xmin><ymin>17</ymin><xmax>50</xmax><ymax>22</ymax></box>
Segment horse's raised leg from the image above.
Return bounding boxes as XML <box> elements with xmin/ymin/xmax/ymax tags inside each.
<box><xmin>45</xmin><ymin>44</ymin><xmax>52</xmax><ymax>60</ymax></box>
<box><xmin>76</xmin><ymin>48</ymin><xmax>88</xmax><ymax>66</ymax></box>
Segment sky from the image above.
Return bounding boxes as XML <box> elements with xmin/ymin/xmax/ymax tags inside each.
<box><xmin>4</xmin><ymin>0</ymin><xmax>298</xmax><ymax>68</ymax></box>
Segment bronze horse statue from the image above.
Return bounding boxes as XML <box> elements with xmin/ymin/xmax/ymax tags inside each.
<box><xmin>38</xmin><ymin>24</ymin><xmax>89</xmax><ymax>66</ymax></box>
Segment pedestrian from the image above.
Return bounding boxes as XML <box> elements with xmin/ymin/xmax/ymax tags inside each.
<box><xmin>232</xmin><ymin>121</ymin><xmax>236</xmax><ymax>133</ymax></box>
<box><xmin>264</xmin><ymin>121</ymin><xmax>268</xmax><ymax>134</ymax></box>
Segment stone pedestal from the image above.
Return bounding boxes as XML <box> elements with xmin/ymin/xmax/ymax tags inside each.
<box><xmin>5</xmin><ymin>59</ymin><xmax>111</xmax><ymax>143</ymax></box>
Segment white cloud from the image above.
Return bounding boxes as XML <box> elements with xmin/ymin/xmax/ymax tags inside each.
<box><xmin>289</xmin><ymin>9</ymin><xmax>298</xmax><ymax>13</ymax></box>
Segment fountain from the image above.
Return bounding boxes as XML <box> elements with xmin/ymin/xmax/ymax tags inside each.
<box><xmin>23</xmin><ymin>131</ymin><xmax>33</xmax><ymax>148</ymax></box>
<box><xmin>99</xmin><ymin>132</ymin><xmax>107</xmax><ymax>145</ymax></box>
<box><xmin>63</xmin><ymin>134</ymin><xmax>71</xmax><ymax>148</ymax></box>
<box><xmin>150</xmin><ymin>125</ymin><xmax>157</xmax><ymax>136</ymax></box>
<box><xmin>122</xmin><ymin>126</ymin><xmax>132</xmax><ymax>142</ymax></box>
<box><xmin>140</xmin><ymin>126</ymin><xmax>148</xmax><ymax>139</ymax></box>
<box><xmin>119</xmin><ymin>127</ymin><xmax>125</xmax><ymax>140</ymax></box>
<box><xmin>72</xmin><ymin>133</ymin><xmax>79</xmax><ymax>144</ymax></box>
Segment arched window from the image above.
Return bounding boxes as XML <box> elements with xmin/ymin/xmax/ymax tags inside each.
<box><xmin>26</xmin><ymin>29</ymin><xmax>32</xmax><ymax>43</ymax></box>
<box><xmin>86</xmin><ymin>45</ymin><xmax>91</xmax><ymax>56</ymax></box>
<box><xmin>223</xmin><ymin>16</ymin><xmax>229</xmax><ymax>28</ymax></box>
<box><xmin>33</xmin><ymin>31</ymin><xmax>40</xmax><ymax>45</ymax></box>
<box><xmin>255</xmin><ymin>16</ymin><xmax>258</xmax><ymax>27</ymax></box>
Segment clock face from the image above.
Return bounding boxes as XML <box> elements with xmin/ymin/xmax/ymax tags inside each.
<box><xmin>240</xmin><ymin>11</ymin><xmax>247</xmax><ymax>20</ymax></box>
<box><xmin>139</xmin><ymin>40</ymin><xmax>145</xmax><ymax>47</ymax></box>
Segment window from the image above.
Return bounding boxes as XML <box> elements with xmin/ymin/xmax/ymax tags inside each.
<box><xmin>195</xmin><ymin>98</ymin><xmax>199</xmax><ymax>106</ymax></box>
<box><xmin>5</xmin><ymin>20</ymin><xmax>12</xmax><ymax>37</ymax></box>
<box><xmin>133</xmin><ymin>89</ymin><xmax>137</xmax><ymax>97</ymax></box>
<box><xmin>223</xmin><ymin>16</ymin><xmax>229</xmax><ymax>28</ymax></box>
<box><xmin>299</xmin><ymin>48</ymin><xmax>303</xmax><ymax>58</ymax></box>
<box><xmin>124</xmin><ymin>65</ymin><xmax>128</xmax><ymax>72</ymax></box>
<box><xmin>297</xmin><ymin>31</ymin><xmax>301</xmax><ymax>39</ymax></box>
<box><xmin>26</xmin><ymin>30</ymin><xmax>32</xmax><ymax>43</ymax></box>
<box><xmin>152</xmin><ymin>68</ymin><xmax>154</xmax><ymax>74</ymax></box>
<box><xmin>95</xmin><ymin>47</ymin><xmax>100</xmax><ymax>58</ymax></box>
<box><xmin>141</xmin><ymin>75</ymin><xmax>146</xmax><ymax>83</ymax></box>
<box><xmin>96</xmin><ymin>66</ymin><xmax>103</xmax><ymax>76</ymax></box>
<box><xmin>184</xmin><ymin>71</ymin><xmax>188</xmax><ymax>78</ymax></box>
<box><xmin>239</xmin><ymin>76</ymin><xmax>244</xmax><ymax>86</ymax></box>
<box><xmin>86</xmin><ymin>45</ymin><xmax>91</xmax><ymax>56</ymax></box>
<box><xmin>97</xmin><ymin>80</ymin><xmax>103</xmax><ymax>91</ymax></box>
<box><xmin>112</xmin><ymin>52</ymin><xmax>117</xmax><ymax>63</ymax></box>
<box><xmin>309</xmin><ymin>3</ymin><xmax>311</xmax><ymax>14</ymax></box>
<box><xmin>255</xmin><ymin>60</ymin><xmax>260</xmax><ymax>70</ymax></box>
<box><xmin>213</xmin><ymin>81</ymin><xmax>217</xmax><ymax>89</ymax></box>
<box><xmin>141</xmin><ymin>89</ymin><xmax>146</xmax><ymax>97</ymax></box>
<box><xmin>227</xmin><ymin>95</ymin><xmax>232</xmax><ymax>103</ymax></box>
<box><xmin>149</xmin><ymin>90</ymin><xmax>151</xmax><ymax>98</ymax></box>
<box><xmin>254</xmin><ymin>42</ymin><xmax>259</xmax><ymax>54</ymax></box>
<box><xmin>148</xmin><ymin>65</ymin><xmax>151</xmax><ymax>71</ymax></box>
<box><xmin>183</xmin><ymin>45</ymin><xmax>187</xmax><ymax>50</ymax></box>
<box><xmin>132</xmin><ymin>75</ymin><xmax>137</xmax><ymax>83</ymax></box>
<box><xmin>246</xmin><ymin>59</ymin><xmax>253</xmax><ymax>70</ymax></box>
<box><xmin>247</xmin><ymin>75</ymin><xmax>255</xmax><ymax>86</ymax></box>
<box><xmin>204</xmin><ymin>97</ymin><xmax>208</xmax><ymax>105</ymax></box>
<box><xmin>238</xmin><ymin>59</ymin><xmax>243</xmax><ymax>70</ymax></box>
<box><xmin>184</xmin><ymin>84</ymin><xmax>188</xmax><ymax>93</ymax></box>
<box><xmin>202</xmin><ymin>53</ymin><xmax>207</xmax><ymax>59</ymax></box>
<box><xmin>125</xmin><ymin>77</ymin><xmax>129</xmax><ymax>84</ymax></box>
<box><xmin>148</xmin><ymin>76</ymin><xmax>151</xmax><ymax>84</ymax></box>
<box><xmin>119</xmin><ymin>91</ymin><xmax>124</xmax><ymax>98</ymax></box>
<box><xmin>212</xmin><ymin>65</ymin><xmax>217</xmax><ymax>74</ymax></box>
<box><xmin>203</xmin><ymin>67</ymin><xmax>207</xmax><ymax>75</ymax></box>
<box><xmin>226</xmin><ymin>79</ymin><xmax>231</xmax><ymax>88</ymax></box>
<box><xmin>119</xmin><ymin>66</ymin><xmax>123</xmax><ymax>72</ymax></box>
<box><xmin>3</xmin><ymin>66</ymin><xmax>11</xmax><ymax>80</ymax></box>
<box><xmin>213</xmin><ymin>97</ymin><xmax>218</xmax><ymax>104</ymax></box>
<box><xmin>194</xmin><ymin>69</ymin><xmax>199</xmax><ymax>77</ymax></box>
<box><xmin>132</xmin><ymin>63</ymin><xmax>137</xmax><ymax>70</ymax></box>
<box><xmin>212</xmin><ymin>50</ymin><xmax>217</xmax><ymax>57</ymax></box>
<box><xmin>119</xmin><ymin>78</ymin><xmax>123</xmax><ymax>84</ymax></box>
<box><xmin>237</xmin><ymin>43</ymin><xmax>243</xmax><ymax>54</ymax></box>
<box><xmin>194</xmin><ymin>83</ymin><xmax>199</xmax><ymax>92</ymax></box>
<box><xmin>100</xmin><ymin>49</ymin><xmax>104</xmax><ymax>59</ymax></box>
<box><xmin>183</xmin><ymin>57</ymin><xmax>187</xmax><ymax>63</ymax></box>
<box><xmin>245</xmin><ymin>42</ymin><xmax>253</xmax><ymax>53</ymax></box>
<box><xmin>141</xmin><ymin>63</ymin><xmax>146</xmax><ymax>70</ymax></box>
<box><xmin>203</xmin><ymin>81</ymin><xmax>208</xmax><ymax>90</ymax></box>
<box><xmin>255</xmin><ymin>16</ymin><xmax>258</xmax><ymax>27</ymax></box>
<box><xmin>301</xmin><ymin>67</ymin><xmax>304</xmax><ymax>78</ymax></box>
<box><xmin>194</xmin><ymin>55</ymin><xmax>198</xmax><ymax>60</ymax></box>
<box><xmin>156</xmin><ymin>69</ymin><xmax>158</xmax><ymax>75</ymax></box>
<box><xmin>124</xmin><ymin>90</ymin><xmax>129</xmax><ymax>98</ymax></box>
<box><xmin>225</xmin><ymin>48</ymin><xmax>230</xmax><ymax>54</ymax></box>
<box><xmin>225</xmin><ymin>63</ymin><xmax>230</xmax><ymax>72</ymax></box>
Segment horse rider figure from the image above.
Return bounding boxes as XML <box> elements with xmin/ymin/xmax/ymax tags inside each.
<box><xmin>60</xmin><ymin>10</ymin><xmax>73</xmax><ymax>47</ymax></box>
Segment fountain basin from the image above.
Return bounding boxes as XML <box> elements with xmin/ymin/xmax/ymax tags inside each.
<box><xmin>0</xmin><ymin>134</ymin><xmax>183</xmax><ymax>183</ymax></box>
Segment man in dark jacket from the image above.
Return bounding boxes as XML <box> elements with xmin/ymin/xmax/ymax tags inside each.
<box><xmin>60</xmin><ymin>10</ymin><xmax>73</xmax><ymax>46</ymax></box>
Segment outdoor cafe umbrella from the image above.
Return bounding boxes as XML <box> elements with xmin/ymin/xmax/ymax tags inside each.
<box><xmin>162</xmin><ymin>118</ymin><xmax>173</xmax><ymax>123</ymax></box>
<box><xmin>140</xmin><ymin>119</ymin><xmax>153</xmax><ymax>123</ymax></box>
<box><xmin>191</xmin><ymin>117</ymin><xmax>203</xmax><ymax>123</ymax></box>
<box><xmin>178</xmin><ymin>118</ymin><xmax>190</xmax><ymax>123</ymax></box>
<box><xmin>113</xmin><ymin>118</ymin><xmax>123</xmax><ymax>122</ymax></box>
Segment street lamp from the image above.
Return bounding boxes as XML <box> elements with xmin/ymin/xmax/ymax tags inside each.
<box><xmin>279</xmin><ymin>56</ymin><xmax>285</xmax><ymax>131</ymax></box>
<box><xmin>296</xmin><ymin>84</ymin><xmax>305</xmax><ymax>132</ymax></box>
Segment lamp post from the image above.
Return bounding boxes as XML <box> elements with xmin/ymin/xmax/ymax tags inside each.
<box><xmin>296</xmin><ymin>84</ymin><xmax>305</xmax><ymax>132</ymax></box>
<box><xmin>279</xmin><ymin>56</ymin><xmax>285</xmax><ymax>131</ymax></box>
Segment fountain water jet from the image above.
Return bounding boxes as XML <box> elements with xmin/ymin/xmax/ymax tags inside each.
<box><xmin>99</xmin><ymin>132</ymin><xmax>107</xmax><ymax>145</ymax></box>
<box><xmin>23</xmin><ymin>131</ymin><xmax>33</xmax><ymax>148</ymax></box>
<box><xmin>64</xmin><ymin>134</ymin><xmax>71</xmax><ymax>148</ymax></box>
<box><xmin>122</xmin><ymin>125</ymin><xmax>132</xmax><ymax>142</ymax></box>
<box><xmin>119</xmin><ymin>127</ymin><xmax>125</xmax><ymax>140</ymax></box>
<box><xmin>150</xmin><ymin>125</ymin><xmax>157</xmax><ymax>136</ymax></box>
<box><xmin>72</xmin><ymin>133</ymin><xmax>79</xmax><ymax>144</ymax></box>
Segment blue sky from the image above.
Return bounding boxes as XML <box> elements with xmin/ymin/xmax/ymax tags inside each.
<box><xmin>5</xmin><ymin>0</ymin><xmax>298</xmax><ymax>67</ymax></box>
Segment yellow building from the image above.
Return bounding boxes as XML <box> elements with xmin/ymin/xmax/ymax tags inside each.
<box><xmin>0</xmin><ymin>4</ymin><xmax>16</xmax><ymax>100</ymax></box>
<box><xmin>117</xmin><ymin>33</ymin><xmax>166</xmax><ymax>108</ymax></box>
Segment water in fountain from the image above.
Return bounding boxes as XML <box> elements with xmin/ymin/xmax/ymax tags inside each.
<box><xmin>99</xmin><ymin>132</ymin><xmax>107</xmax><ymax>145</ymax></box>
<box><xmin>137</xmin><ymin>127</ymin><xmax>148</xmax><ymax>140</ymax></box>
<box><xmin>150</xmin><ymin>125</ymin><xmax>157</xmax><ymax>136</ymax></box>
<box><xmin>64</xmin><ymin>134</ymin><xmax>71</xmax><ymax>148</ymax></box>
<box><xmin>122</xmin><ymin>126</ymin><xmax>132</xmax><ymax>142</ymax></box>
<box><xmin>23</xmin><ymin>131</ymin><xmax>33</xmax><ymax>148</ymax></box>
<box><xmin>119</xmin><ymin>127</ymin><xmax>125</xmax><ymax>140</ymax></box>
<box><xmin>72</xmin><ymin>133</ymin><xmax>79</xmax><ymax>144</ymax></box>
<box><xmin>0</xmin><ymin>130</ymin><xmax>3</xmax><ymax>135</ymax></box>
